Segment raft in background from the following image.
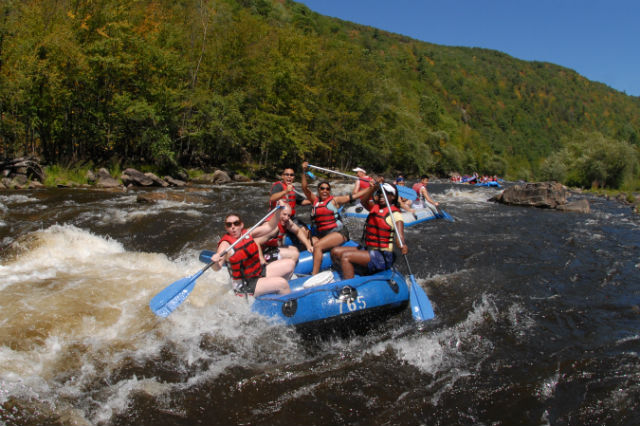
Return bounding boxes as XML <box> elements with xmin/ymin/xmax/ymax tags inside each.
<box><xmin>475</xmin><ymin>181</ymin><xmax>502</xmax><ymax>188</ymax></box>
<box><xmin>342</xmin><ymin>202</ymin><xmax>451</xmax><ymax>227</ymax></box>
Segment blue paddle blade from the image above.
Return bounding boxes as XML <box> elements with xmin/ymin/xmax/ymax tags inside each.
<box><xmin>306</xmin><ymin>171</ymin><xmax>316</xmax><ymax>180</ymax></box>
<box><xmin>149</xmin><ymin>271</ymin><xmax>201</xmax><ymax>317</ymax></box>
<box><xmin>437</xmin><ymin>208</ymin><xmax>455</xmax><ymax>222</ymax></box>
<box><xmin>408</xmin><ymin>274</ymin><xmax>435</xmax><ymax>321</ymax></box>
<box><xmin>199</xmin><ymin>249</ymin><xmax>214</xmax><ymax>264</ymax></box>
<box><xmin>396</xmin><ymin>185</ymin><xmax>417</xmax><ymax>200</ymax></box>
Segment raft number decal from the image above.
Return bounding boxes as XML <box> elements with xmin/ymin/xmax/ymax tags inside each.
<box><xmin>339</xmin><ymin>295</ymin><xmax>366</xmax><ymax>314</ymax></box>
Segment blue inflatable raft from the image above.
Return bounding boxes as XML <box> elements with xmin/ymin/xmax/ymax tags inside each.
<box><xmin>475</xmin><ymin>181</ymin><xmax>502</xmax><ymax>188</ymax></box>
<box><xmin>252</xmin><ymin>268</ymin><xmax>411</xmax><ymax>329</ymax></box>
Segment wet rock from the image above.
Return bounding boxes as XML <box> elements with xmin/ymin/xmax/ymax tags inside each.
<box><xmin>164</xmin><ymin>176</ymin><xmax>187</xmax><ymax>187</ymax></box>
<box><xmin>492</xmin><ymin>182</ymin><xmax>567</xmax><ymax>208</ymax></box>
<box><xmin>556</xmin><ymin>199</ymin><xmax>590</xmax><ymax>214</ymax></box>
<box><xmin>213</xmin><ymin>170</ymin><xmax>232</xmax><ymax>184</ymax></box>
<box><xmin>233</xmin><ymin>173</ymin><xmax>251</xmax><ymax>182</ymax></box>
<box><xmin>121</xmin><ymin>168</ymin><xmax>154</xmax><ymax>186</ymax></box>
<box><xmin>144</xmin><ymin>172</ymin><xmax>169</xmax><ymax>187</ymax></box>
<box><xmin>96</xmin><ymin>168</ymin><xmax>121</xmax><ymax>188</ymax></box>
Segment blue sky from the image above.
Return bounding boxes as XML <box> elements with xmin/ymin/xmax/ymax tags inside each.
<box><xmin>299</xmin><ymin>0</ymin><xmax>640</xmax><ymax>97</ymax></box>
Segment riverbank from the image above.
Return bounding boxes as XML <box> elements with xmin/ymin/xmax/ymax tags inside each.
<box><xmin>2</xmin><ymin>160</ymin><xmax>639</xmax><ymax>214</ymax></box>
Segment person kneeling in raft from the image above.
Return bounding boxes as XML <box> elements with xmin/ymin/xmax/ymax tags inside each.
<box><xmin>331</xmin><ymin>182</ymin><xmax>408</xmax><ymax>279</ymax></box>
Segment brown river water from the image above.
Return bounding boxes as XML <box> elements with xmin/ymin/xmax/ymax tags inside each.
<box><xmin>0</xmin><ymin>181</ymin><xmax>638</xmax><ymax>425</ymax></box>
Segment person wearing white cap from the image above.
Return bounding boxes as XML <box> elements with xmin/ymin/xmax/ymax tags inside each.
<box><xmin>352</xmin><ymin>167</ymin><xmax>374</xmax><ymax>205</ymax></box>
<box><xmin>331</xmin><ymin>181</ymin><xmax>408</xmax><ymax>280</ymax></box>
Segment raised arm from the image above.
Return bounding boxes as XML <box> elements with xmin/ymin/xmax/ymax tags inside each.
<box><xmin>301</xmin><ymin>161</ymin><xmax>317</xmax><ymax>203</ymax></box>
<box><xmin>251</xmin><ymin>200</ymin><xmax>284</xmax><ymax>244</ymax></box>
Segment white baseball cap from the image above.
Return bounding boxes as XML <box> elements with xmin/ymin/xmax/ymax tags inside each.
<box><xmin>380</xmin><ymin>183</ymin><xmax>396</xmax><ymax>195</ymax></box>
<box><xmin>352</xmin><ymin>167</ymin><xmax>366</xmax><ymax>173</ymax></box>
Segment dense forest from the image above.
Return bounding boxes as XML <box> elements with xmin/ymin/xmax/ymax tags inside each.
<box><xmin>1</xmin><ymin>0</ymin><xmax>639</xmax><ymax>189</ymax></box>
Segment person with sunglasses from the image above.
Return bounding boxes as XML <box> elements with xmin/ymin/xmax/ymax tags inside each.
<box><xmin>209</xmin><ymin>202</ymin><xmax>294</xmax><ymax>296</ymax></box>
<box><xmin>331</xmin><ymin>182</ymin><xmax>408</xmax><ymax>280</ymax></box>
<box><xmin>268</xmin><ymin>167</ymin><xmax>311</xmax><ymax>218</ymax></box>
<box><xmin>301</xmin><ymin>161</ymin><xmax>372</xmax><ymax>275</ymax></box>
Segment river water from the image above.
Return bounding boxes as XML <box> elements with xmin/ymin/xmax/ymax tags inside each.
<box><xmin>0</xmin><ymin>181</ymin><xmax>638</xmax><ymax>426</ymax></box>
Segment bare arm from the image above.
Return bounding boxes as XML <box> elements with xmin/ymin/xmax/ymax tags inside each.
<box><xmin>421</xmin><ymin>187</ymin><xmax>438</xmax><ymax>205</ymax></box>
<box><xmin>301</xmin><ymin>162</ymin><xmax>317</xmax><ymax>203</ymax></box>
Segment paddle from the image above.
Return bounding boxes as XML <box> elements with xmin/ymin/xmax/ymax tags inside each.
<box><xmin>149</xmin><ymin>205</ymin><xmax>282</xmax><ymax>317</ymax></box>
<box><xmin>307</xmin><ymin>164</ymin><xmax>359</xmax><ymax>180</ymax></box>
<box><xmin>378</xmin><ymin>184</ymin><xmax>435</xmax><ymax>321</ymax></box>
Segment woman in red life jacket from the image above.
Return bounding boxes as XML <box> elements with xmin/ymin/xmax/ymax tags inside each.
<box><xmin>352</xmin><ymin>167</ymin><xmax>374</xmax><ymax>205</ymax></box>
<box><xmin>261</xmin><ymin>204</ymin><xmax>314</xmax><ymax>264</ymax></box>
<box><xmin>209</xmin><ymin>203</ymin><xmax>294</xmax><ymax>296</ymax></box>
<box><xmin>268</xmin><ymin>167</ymin><xmax>311</xmax><ymax>219</ymax></box>
<box><xmin>411</xmin><ymin>175</ymin><xmax>439</xmax><ymax>208</ymax></box>
<box><xmin>331</xmin><ymin>182</ymin><xmax>408</xmax><ymax>280</ymax></box>
<box><xmin>301</xmin><ymin>161</ymin><xmax>372</xmax><ymax>275</ymax></box>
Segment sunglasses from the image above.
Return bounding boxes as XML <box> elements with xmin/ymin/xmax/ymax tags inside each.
<box><xmin>225</xmin><ymin>220</ymin><xmax>242</xmax><ymax>228</ymax></box>
<box><xmin>283</xmin><ymin>172</ymin><xmax>295</xmax><ymax>176</ymax></box>
<box><xmin>318</xmin><ymin>186</ymin><xmax>331</xmax><ymax>191</ymax></box>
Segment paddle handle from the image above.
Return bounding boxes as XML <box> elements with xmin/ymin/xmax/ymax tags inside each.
<box><xmin>308</xmin><ymin>164</ymin><xmax>359</xmax><ymax>180</ymax></box>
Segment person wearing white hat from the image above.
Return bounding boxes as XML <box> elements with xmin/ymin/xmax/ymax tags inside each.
<box><xmin>331</xmin><ymin>181</ymin><xmax>408</xmax><ymax>280</ymax></box>
<box><xmin>351</xmin><ymin>167</ymin><xmax>374</xmax><ymax>205</ymax></box>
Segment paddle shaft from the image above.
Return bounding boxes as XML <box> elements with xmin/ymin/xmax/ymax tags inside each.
<box><xmin>308</xmin><ymin>164</ymin><xmax>359</xmax><ymax>180</ymax></box>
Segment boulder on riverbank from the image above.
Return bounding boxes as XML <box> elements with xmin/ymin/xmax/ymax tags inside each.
<box><xmin>492</xmin><ymin>181</ymin><xmax>590</xmax><ymax>213</ymax></box>
<box><xmin>1</xmin><ymin>156</ymin><xmax>45</xmax><ymax>188</ymax></box>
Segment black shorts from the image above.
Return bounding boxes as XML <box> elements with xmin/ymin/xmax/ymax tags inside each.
<box><xmin>234</xmin><ymin>267</ymin><xmax>267</xmax><ymax>295</ymax></box>
<box><xmin>315</xmin><ymin>225</ymin><xmax>350</xmax><ymax>241</ymax></box>
<box><xmin>262</xmin><ymin>246</ymin><xmax>280</xmax><ymax>263</ymax></box>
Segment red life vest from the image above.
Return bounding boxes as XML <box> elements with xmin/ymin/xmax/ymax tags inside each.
<box><xmin>311</xmin><ymin>196</ymin><xmax>338</xmax><ymax>232</ymax></box>
<box><xmin>358</xmin><ymin>176</ymin><xmax>374</xmax><ymax>203</ymax></box>
<box><xmin>262</xmin><ymin>221</ymin><xmax>287</xmax><ymax>248</ymax></box>
<box><xmin>364</xmin><ymin>204</ymin><xmax>399</xmax><ymax>249</ymax></box>
<box><xmin>412</xmin><ymin>183</ymin><xmax>425</xmax><ymax>202</ymax></box>
<box><xmin>269</xmin><ymin>181</ymin><xmax>297</xmax><ymax>216</ymax></box>
<box><xmin>218</xmin><ymin>230</ymin><xmax>264</xmax><ymax>281</ymax></box>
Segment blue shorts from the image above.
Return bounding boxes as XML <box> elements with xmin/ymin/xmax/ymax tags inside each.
<box><xmin>367</xmin><ymin>250</ymin><xmax>395</xmax><ymax>273</ymax></box>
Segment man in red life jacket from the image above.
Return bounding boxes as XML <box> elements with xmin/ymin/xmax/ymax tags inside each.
<box><xmin>331</xmin><ymin>182</ymin><xmax>408</xmax><ymax>279</ymax></box>
<box><xmin>210</xmin><ymin>202</ymin><xmax>294</xmax><ymax>296</ymax></box>
<box><xmin>412</xmin><ymin>175</ymin><xmax>439</xmax><ymax>208</ymax></box>
<box><xmin>261</xmin><ymin>204</ymin><xmax>314</xmax><ymax>264</ymax></box>
<box><xmin>269</xmin><ymin>167</ymin><xmax>311</xmax><ymax>219</ymax></box>
<box><xmin>352</xmin><ymin>167</ymin><xmax>374</xmax><ymax>205</ymax></box>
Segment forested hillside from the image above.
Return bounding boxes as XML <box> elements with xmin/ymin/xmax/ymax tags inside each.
<box><xmin>1</xmin><ymin>0</ymin><xmax>639</xmax><ymax>188</ymax></box>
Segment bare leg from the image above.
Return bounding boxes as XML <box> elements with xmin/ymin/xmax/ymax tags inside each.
<box><xmin>331</xmin><ymin>245</ymin><xmax>358</xmax><ymax>268</ymax></box>
<box><xmin>340</xmin><ymin>249</ymin><xmax>371</xmax><ymax>279</ymax></box>
<box><xmin>255</xmin><ymin>277</ymin><xmax>290</xmax><ymax>296</ymax></box>
<box><xmin>266</xmin><ymin>258</ymin><xmax>296</xmax><ymax>281</ymax></box>
<box><xmin>278</xmin><ymin>246</ymin><xmax>300</xmax><ymax>263</ymax></box>
<box><xmin>312</xmin><ymin>232</ymin><xmax>346</xmax><ymax>275</ymax></box>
